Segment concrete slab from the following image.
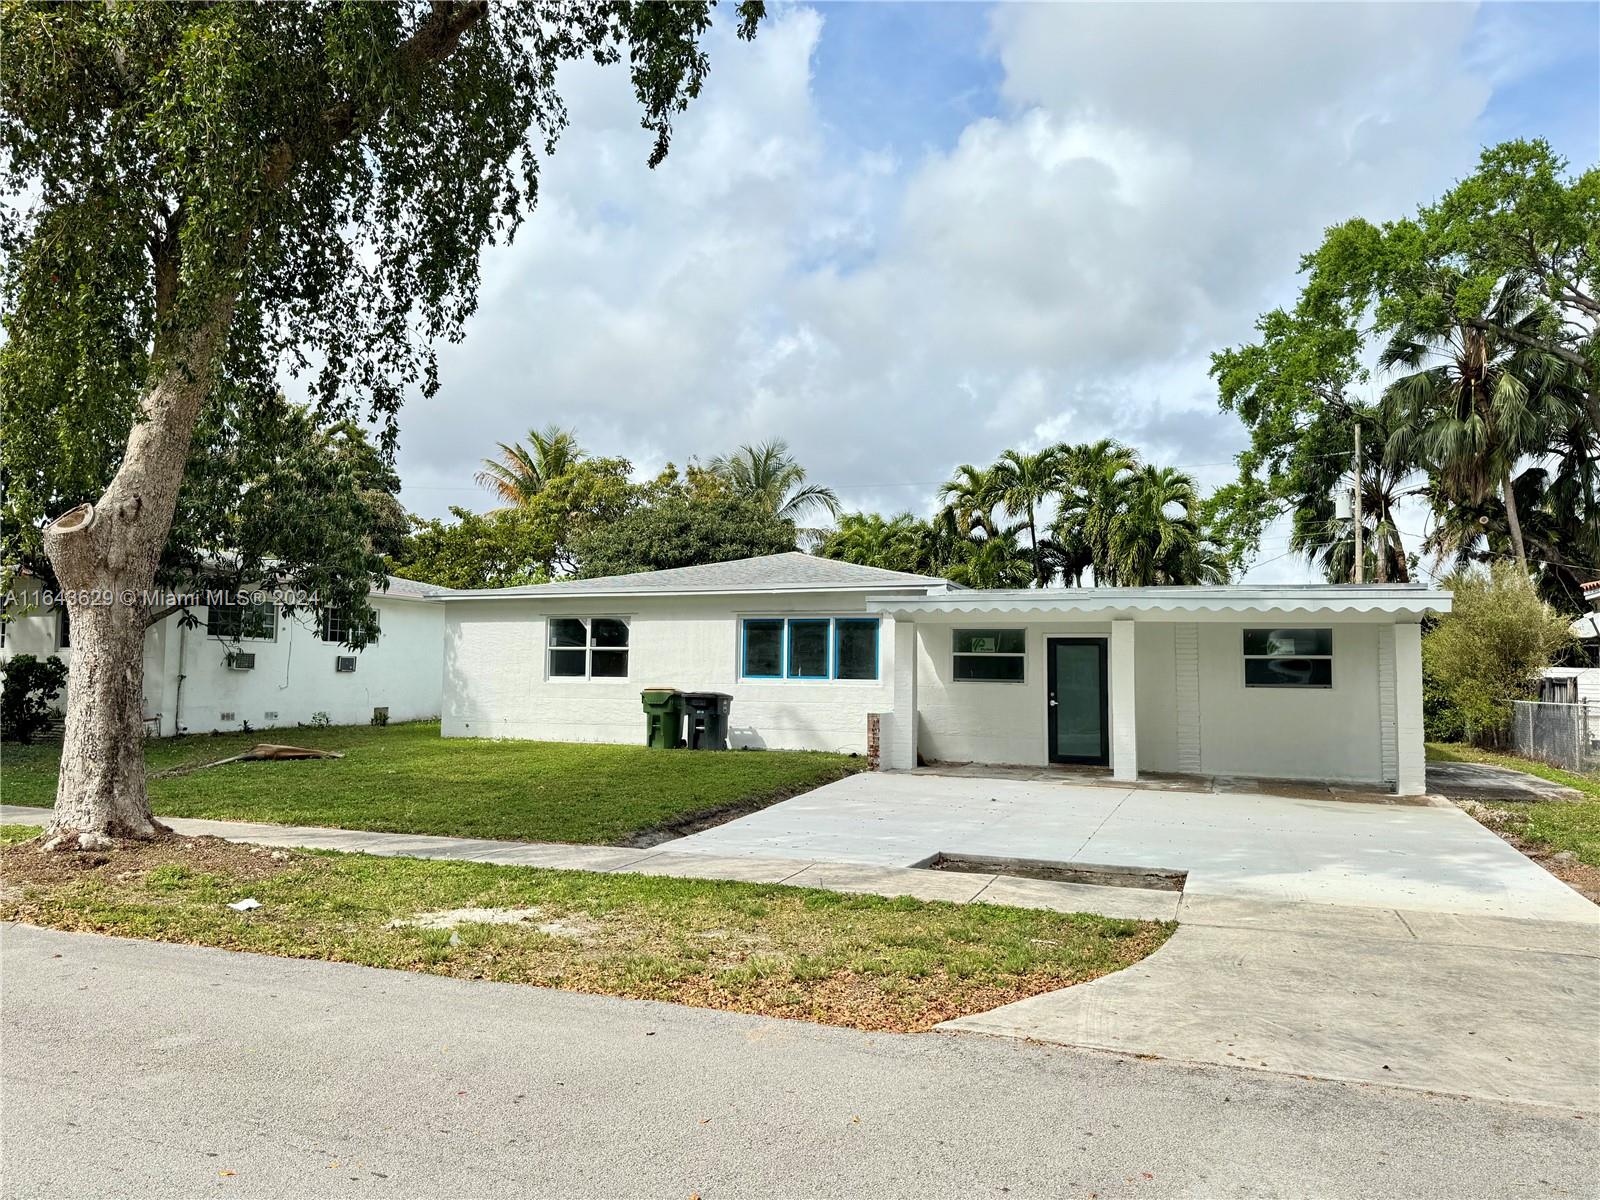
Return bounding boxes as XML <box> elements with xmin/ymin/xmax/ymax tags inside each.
<box><xmin>972</xmin><ymin>875</ymin><xmax>1181</xmax><ymax>921</ymax></box>
<box><xmin>614</xmin><ymin>851</ymin><xmax>815</xmax><ymax>884</ymax></box>
<box><xmin>1427</xmin><ymin>761</ymin><xmax>1583</xmax><ymax>802</ymax></box>
<box><xmin>461</xmin><ymin>844</ymin><xmax>653</xmax><ymax>871</ymax></box>
<box><xmin>781</xmin><ymin>863</ymin><xmax>997</xmax><ymax>904</ymax></box>
<box><xmin>942</xmin><ymin>922</ymin><xmax>1600</xmax><ymax>1112</ymax></box>
<box><xmin>668</xmin><ymin>773</ymin><xmax>1600</xmax><ymax>923</ymax></box>
<box><xmin>1176</xmin><ymin>894</ymin><xmax>1417</xmax><ymax>941</ymax></box>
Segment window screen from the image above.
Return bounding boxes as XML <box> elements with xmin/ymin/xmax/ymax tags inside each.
<box><xmin>742</xmin><ymin>619</ymin><xmax>784</xmax><ymax>677</ymax></box>
<box><xmin>787</xmin><ymin>620</ymin><xmax>830</xmax><ymax>678</ymax></box>
<box><xmin>834</xmin><ymin>619</ymin><xmax>879</xmax><ymax>680</ymax></box>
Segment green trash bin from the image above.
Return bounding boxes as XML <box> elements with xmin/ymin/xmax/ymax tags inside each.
<box><xmin>641</xmin><ymin>688</ymin><xmax>684</xmax><ymax>749</ymax></box>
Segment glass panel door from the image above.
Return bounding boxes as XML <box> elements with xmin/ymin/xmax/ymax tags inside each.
<box><xmin>1049</xmin><ymin>639</ymin><xmax>1107</xmax><ymax>764</ymax></box>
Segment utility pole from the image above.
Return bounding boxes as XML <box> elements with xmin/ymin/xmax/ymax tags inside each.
<box><xmin>1352</xmin><ymin>419</ymin><xmax>1364</xmax><ymax>584</ymax></box>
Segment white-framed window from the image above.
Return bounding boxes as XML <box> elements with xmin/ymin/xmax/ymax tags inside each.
<box><xmin>548</xmin><ymin>616</ymin><xmax>629</xmax><ymax>679</ymax></box>
<box><xmin>952</xmin><ymin>628</ymin><xmax>1026</xmax><ymax>682</ymax></box>
<box><xmin>319</xmin><ymin>606</ymin><xmax>377</xmax><ymax>645</ymax></box>
<box><xmin>739</xmin><ymin>617</ymin><xmax>880</xmax><ymax>681</ymax></box>
<box><xmin>1243</xmin><ymin>628</ymin><xmax>1333</xmax><ymax>688</ymax></box>
<box><xmin>207</xmin><ymin>599</ymin><xmax>277</xmax><ymax>641</ymax></box>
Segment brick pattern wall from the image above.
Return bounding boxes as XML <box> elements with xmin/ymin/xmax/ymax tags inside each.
<box><xmin>866</xmin><ymin>712</ymin><xmax>881</xmax><ymax>771</ymax></box>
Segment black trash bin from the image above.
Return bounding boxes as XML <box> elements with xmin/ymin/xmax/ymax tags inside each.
<box><xmin>682</xmin><ymin>692</ymin><xmax>732</xmax><ymax>750</ymax></box>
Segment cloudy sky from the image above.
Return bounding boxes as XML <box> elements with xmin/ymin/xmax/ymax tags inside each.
<box><xmin>393</xmin><ymin>1</ymin><xmax>1598</xmax><ymax>582</ymax></box>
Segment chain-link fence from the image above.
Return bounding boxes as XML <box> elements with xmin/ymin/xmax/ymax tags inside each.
<box><xmin>1511</xmin><ymin>700</ymin><xmax>1596</xmax><ymax>774</ymax></box>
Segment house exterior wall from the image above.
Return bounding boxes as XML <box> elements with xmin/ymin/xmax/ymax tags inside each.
<box><xmin>441</xmin><ymin>591</ymin><xmax>898</xmax><ymax>754</ymax></box>
<box><xmin>911</xmin><ymin>621</ymin><xmax>1181</xmax><ymax>772</ymax></box>
<box><xmin>909</xmin><ymin>616</ymin><xmax>1394</xmax><ymax>785</ymax></box>
<box><xmin>1194</xmin><ymin>621</ymin><xmax>1383</xmax><ymax>784</ymax></box>
<box><xmin>1</xmin><ymin>593</ymin><xmax>444</xmax><ymax>736</ymax></box>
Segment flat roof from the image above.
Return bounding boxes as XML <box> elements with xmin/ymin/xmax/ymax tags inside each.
<box><xmin>868</xmin><ymin>583</ymin><xmax>1452</xmax><ymax>619</ymax></box>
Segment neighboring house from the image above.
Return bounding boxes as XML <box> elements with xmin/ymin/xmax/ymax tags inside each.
<box><xmin>1</xmin><ymin>574</ymin><xmax>447</xmax><ymax>736</ymax></box>
<box><xmin>440</xmin><ymin>551</ymin><xmax>1450</xmax><ymax>795</ymax></box>
<box><xmin>1539</xmin><ymin>610</ymin><xmax>1599</xmax><ymax>705</ymax></box>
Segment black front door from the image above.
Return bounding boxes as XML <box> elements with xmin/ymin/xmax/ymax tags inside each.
<box><xmin>1046</xmin><ymin>637</ymin><xmax>1109</xmax><ymax>765</ymax></box>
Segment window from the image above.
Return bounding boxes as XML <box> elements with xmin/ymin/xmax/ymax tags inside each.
<box><xmin>742</xmin><ymin>619</ymin><xmax>784</xmax><ymax>678</ymax></box>
<box><xmin>740</xmin><ymin>617</ymin><xmax>880</xmax><ymax>681</ymax></box>
<box><xmin>1243</xmin><ymin>628</ymin><xmax>1333</xmax><ymax>688</ymax></box>
<box><xmin>953</xmin><ymin>628</ymin><xmax>1026</xmax><ymax>682</ymax></box>
<box><xmin>319</xmin><ymin>606</ymin><xmax>378</xmax><ymax>645</ymax></box>
<box><xmin>56</xmin><ymin>606</ymin><xmax>69</xmax><ymax>648</ymax></box>
<box><xmin>548</xmin><ymin>616</ymin><xmax>629</xmax><ymax>679</ymax></box>
<box><xmin>787</xmin><ymin>619</ymin><xmax>830</xmax><ymax>679</ymax></box>
<box><xmin>834</xmin><ymin>619</ymin><xmax>879</xmax><ymax>681</ymax></box>
<box><xmin>207</xmin><ymin>599</ymin><xmax>276</xmax><ymax>641</ymax></box>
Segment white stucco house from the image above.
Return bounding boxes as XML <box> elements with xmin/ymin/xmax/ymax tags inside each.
<box><xmin>1</xmin><ymin>574</ymin><xmax>447</xmax><ymax>736</ymax></box>
<box><xmin>441</xmin><ymin>552</ymin><xmax>1451</xmax><ymax>795</ymax></box>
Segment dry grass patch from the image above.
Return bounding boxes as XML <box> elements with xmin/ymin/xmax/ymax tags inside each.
<box><xmin>0</xmin><ymin>833</ymin><xmax>1172</xmax><ymax>1032</ymax></box>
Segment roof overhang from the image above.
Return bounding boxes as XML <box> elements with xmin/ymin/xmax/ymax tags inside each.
<box><xmin>867</xmin><ymin>585</ymin><xmax>1452</xmax><ymax>621</ymax></box>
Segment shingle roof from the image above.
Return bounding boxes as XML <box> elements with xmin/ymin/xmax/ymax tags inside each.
<box><xmin>439</xmin><ymin>552</ymin><xmax>951</xmax><ymax>600</ymax></box>
<box><xmin>375</xmin><ymin>574</ymin><xmax>457</xmax><ymax>600</ymax></box>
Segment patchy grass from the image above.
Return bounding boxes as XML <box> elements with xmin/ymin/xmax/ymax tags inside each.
<box><xmin>0</xmin><ymin>835</ymin><xmax>1172</xmax><ymax>1032</ymax></box>
<box><xmin>1427</xmin><ymin>742</ymin><xmax>1600</xmax><ymax>878</ymax></box>
<box><xmin>1</xmin><ymin>824</ymin><xmax>42</xmax><ymax>845</ymax></box>
<box><xmin>1</xmin><ymin>722</ymin><xmax>862</xmax><ymax>845</ymax></box>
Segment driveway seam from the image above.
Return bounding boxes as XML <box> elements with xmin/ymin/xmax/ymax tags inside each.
<box><xmin>1067</xmin><ymin>788</ymin><xmax>1136</xmax><ymax>860</ymax></box>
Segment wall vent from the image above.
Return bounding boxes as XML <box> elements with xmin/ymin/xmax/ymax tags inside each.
<box><xmin>263</xmin><ymin>710</ymin><xmax>278</xmax><ymax>720</ymax></box>
<box><xmin>335</xmin><ymin>656</ymin><xmax>358</xmax><ymax>673</ymax></box>
<box><xmin>219</xmin><ymin>711</ymin><xmax>236</xmax><ymax>722</ymax></box>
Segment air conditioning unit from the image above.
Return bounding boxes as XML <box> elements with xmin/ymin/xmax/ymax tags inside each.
<box><xmin>335</xmin><ymin>656</ymin><xmax>358</xmax><ymax>673</ymax></box>
<box><xmin>227</xmin><ymin>652</ymin><xmax>256</xmax><ymax>671</ymax></box>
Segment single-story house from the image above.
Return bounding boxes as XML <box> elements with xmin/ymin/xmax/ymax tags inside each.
<box><xmin>440</xmin><ymin>552</ymin><xmax>1451</xmax><ymax>795</ymax></box>
<box><xmin>1</xmin><ymin>573</ymin><xmax>447</xmax><ymax>736</ymax></box>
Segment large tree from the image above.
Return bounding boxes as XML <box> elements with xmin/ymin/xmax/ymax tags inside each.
<box><xmin>475</xmin><ymin>425</ymin><xmax>585</xmax><ymax>508</ymax></box>
<box><xmin>706</xmin><ymin>438</ymin><xmax>839</xmax><ymax>526</ymax></box>
<box><xmin>1</xmin><ymin>0</ymin><xmax>763</xmax><ymax>847</ymax></box>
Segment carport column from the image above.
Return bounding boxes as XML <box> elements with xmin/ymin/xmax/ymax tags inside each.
<box><xmin>885</xmin><ymin>616</ymin><xmax>918</xmax><ymax>770</ymax></box>
<box><xmin>1110</xmin><ymin>619</ymin><xmax>1138</xmax><ymax>782</ymax></box>
<box><xmin>1393</xmin><ymin>621</ymin><xmax>1426</xmax><ymax>795</ymax></box>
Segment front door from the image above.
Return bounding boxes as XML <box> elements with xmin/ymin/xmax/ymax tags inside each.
<box><xmin>1046</xmin><ymin>637</ymin><xmax>1109</xmax><ymax>765</ymax></box>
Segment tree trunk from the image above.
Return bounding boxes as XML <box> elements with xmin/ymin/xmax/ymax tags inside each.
<box><xmin>1027</xmin><ymin>506</ymin><xmax>1044</xmax><ymax>589</ymax></box>
<box><xmin>1500</xmin><ymin>465</ymin><xmax>1529</xmax><ymax>574</ymax></box>
<box><xmin>41</xmin><ymin>307</ymin><xmax>232</xmax><ymax>850</ymax></box>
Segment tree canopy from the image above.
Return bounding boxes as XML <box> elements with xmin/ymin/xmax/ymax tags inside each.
<box><xmin>1212</xmin><ymin>139</ymin><xmax>1598</xmax><ymax>608</ymax></box>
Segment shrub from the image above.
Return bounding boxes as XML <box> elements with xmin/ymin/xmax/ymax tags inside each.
<box><xmin>1</xmin><ymin>653</ymin><xmax>69</xmax><ymax>744</ymax></box>
<box><xmin>1423</xmin><ymin>564</ymin><xmax>1574</xmax><ymax>746</ymax></box>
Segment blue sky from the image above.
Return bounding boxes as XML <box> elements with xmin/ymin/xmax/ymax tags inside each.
<box><xmin>398</xmin><ymin>2</ymin><xmax>1598</xmax><ymax>582</ymax></box>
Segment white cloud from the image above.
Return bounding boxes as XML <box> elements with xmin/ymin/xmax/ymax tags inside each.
<box><xmin>396</xmin><ymin>1</ymin><xmax>1533</xmax><ymax>581</ymax></box>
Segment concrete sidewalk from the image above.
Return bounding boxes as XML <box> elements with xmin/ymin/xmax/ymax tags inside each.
<box><xmin>0</xmin><ymin>805</ymin><xmax>1177</xmax><ymax>920</ymax></box>
<box><xmin>8</xmin><ymin>803</ymin><xmax>1598</xmax><ymax>1109</ymax></box>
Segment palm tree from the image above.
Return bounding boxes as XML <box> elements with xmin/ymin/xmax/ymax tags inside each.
<box><xmin>707</xmin><ymin>439</ymin><xmax>840</xmax><ymax>525</ymax></box>
<box><xmin>1107</xmin><ymin>466</ymin><xmax>1226</xmax><ymax>586</ymax></box>
<box><xmin>1380</xmin><ymin>279</ymin><xmax>1572</xmax><ymax>574</ymax></box>
<box><xmin>990</xmin><ymin>447</ymin><xmax>1067</xmax><ymax>587</ymax></box>
<box><xmin>1055</xmin><ymin>439</ymin><xmax>1139</xmax><ymax>584</ymax></box>
<box><xmin>943</xmin><ymin>529</ymin><xmax>1035</xmax><ymax>589</ymax></box>
<box><xmin>937</xmin><ymin>464</ymin><xmax>1002</xmax><ymax>538</ymax></box>
<box><xmin>476</xmin><ymin>425</ymin><xmax>584</xmax><ymax>507</ymax></box>
<box><xmin>816</xmin><ymin>512</ymin><xmax>926</xmax><ymax>574</ymax></box>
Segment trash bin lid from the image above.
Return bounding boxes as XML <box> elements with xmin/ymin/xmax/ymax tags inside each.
<box><xmin>641</xmin><ymin>687</ymin><xmax>681</xmax><ymax>701</ymax></box>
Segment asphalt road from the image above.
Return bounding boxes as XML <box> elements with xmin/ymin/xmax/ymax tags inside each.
<box><xmin>3</xmin><ymin>924</ymin><xmax>1595</xmax><ymax>1200</ymax></box>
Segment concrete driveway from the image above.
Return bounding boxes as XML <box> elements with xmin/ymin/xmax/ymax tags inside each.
<box><xmin>670</xmin><ymin>771</ymin><xmax>1597</xmax><ymax>922</ymax></box>
<box><xmin>669</xmin><ymin>770</ymin><xmax>1600</xmax><ymax>1109</ymax></box>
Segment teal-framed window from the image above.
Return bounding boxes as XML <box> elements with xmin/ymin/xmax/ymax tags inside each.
<box><xmin>740</xmin><ymin>617</ymin><xmax>880</xmax><ymax>681</ymax></box>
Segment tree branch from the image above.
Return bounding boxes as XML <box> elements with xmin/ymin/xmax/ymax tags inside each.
<box><xmin>265</xmin><ymin>1</ymin><xmax>490</xmax><ymax>187</ymax></box>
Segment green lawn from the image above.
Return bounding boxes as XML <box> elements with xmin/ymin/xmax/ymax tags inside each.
<box><xmin>0</xmin><ymin>832</ymin><xmax>1170</xmax><ymax>1032</ymax></box>
<box><xmin>1</xmin><ymin>722</ymin><xmax>862</xmax><ymax>845</ymax></box>
<box><xmin>1427</xmin><ymin>741</ymin><xmax>1600</xmax><ymax>866</ymax></box>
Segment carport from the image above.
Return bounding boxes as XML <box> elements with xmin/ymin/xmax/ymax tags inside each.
<box><xmin>867</xmin><ymin>584</ymin><xmax>1451</xmax><ymax>796</ymax></box>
